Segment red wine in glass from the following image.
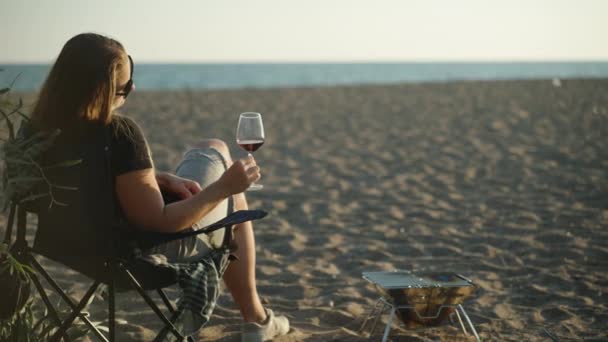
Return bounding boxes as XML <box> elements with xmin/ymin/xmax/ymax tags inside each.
<box><xmin>237</xmin><ymin>140</ymin><xmax>264</xmax><ymax>153</ymax></box>
<box><xmin>236</xmin><ymin>112</ymin><xmax>265</xmax><ymax>191</ymax></box>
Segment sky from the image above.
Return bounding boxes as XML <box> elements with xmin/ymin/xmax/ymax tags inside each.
<box><xmin>1</xmin><ymin>0</ymin><xmax>607</xmax><ymax>63</ymax></box>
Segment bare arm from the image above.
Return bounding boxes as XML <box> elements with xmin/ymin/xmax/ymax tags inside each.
<box><xmin>116</xmin><ymin>157</ymin><xmax>260</xmax><ymax>232</ymax></box>
<box><xmin>155</xmin><ymin>171</ymin><xmax>202</xmax><ymax>199</ymax></box>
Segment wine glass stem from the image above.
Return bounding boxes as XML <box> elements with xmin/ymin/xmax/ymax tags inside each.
<box><xmin>246</xmin><ymin>152</ymin><xmax>263</xmax><ymax>190</ymax></box>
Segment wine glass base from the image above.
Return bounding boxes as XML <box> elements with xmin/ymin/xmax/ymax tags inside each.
<box><xmin>246</xmin><ymin>183</ymin><xmax>263</xmax><ymax>191</ymax></box>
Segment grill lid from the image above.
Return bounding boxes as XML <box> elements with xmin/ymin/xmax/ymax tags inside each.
<box><xmin>362</xmin><ymin>270</ymin><xmax>474</xmax><ymax>289</ymax></box>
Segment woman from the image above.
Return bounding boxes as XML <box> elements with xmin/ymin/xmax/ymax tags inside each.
<box><xmin>30</xmin><ymin>33</ymin><xmax>288</xmax><ymax>341</ymax></box>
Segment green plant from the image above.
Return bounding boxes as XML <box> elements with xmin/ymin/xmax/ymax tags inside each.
<box><xmin>0</xmin><ymin>242</ymin><xmax>33</xmax><ymax>275</ymax></box>
<box><xmin>0</xmin><ymin>72</ymin><xmax>81</xmax><ymax>211</ymax></box>
<box><xmin>0</xmin><ymin>241</ymin><xmax>107</xmax><ymax>340</ymax></box>
<box><xmin>0</xmin><ymin>70</ymin><xmax>90</xmax><ymax>341</ymax></box>
<box><xmin>0</xmin><ymin>238</ymin><xmax>38</xmax><ymax>340</ymax></box>
<box><xmin>0</xmin><ymin>284</ymin><xmax>106</xmax><ymax>342</ymax></box>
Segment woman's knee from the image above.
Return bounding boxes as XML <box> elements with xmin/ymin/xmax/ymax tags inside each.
<box><xmin>195</xmin><ymin>139</ymin><xmax>232</xmax><ymax>162</ymax></box>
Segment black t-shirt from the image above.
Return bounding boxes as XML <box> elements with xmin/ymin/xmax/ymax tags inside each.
<box><xmin>109</xmin><ymin>115</ymin><xmax>153</xmax><ymax>176</ymax></box>
<box><xmin>110</xmin><ymin>116</ymin><xmax>182</xmax><ymax>204</ymax></box>
<box><xmin>28</xmin><ymin>115</ymin><xmax>152</xmax><ymax>271</ymax></box>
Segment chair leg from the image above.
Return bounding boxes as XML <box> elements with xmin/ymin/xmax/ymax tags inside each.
<box><xmin>157</xmin><ymin>288</ymin><xmax>176</xmax><ymax>314</ymax></box>
<box><xmin>153</xmin><ymin>310</ymin><xmax>181</xmax><ymax>342</ymax></box>
<box><xmin>154</xmin><ymin>298</ymin><xmax>194</xmax><ymax>342</ymax></box>
<box><xmin>108</xmin><ymin>280</ymin><xmax>116</xmax><ymax>342</ymax></box>
<box><xmin>50</xmin><ymin>280</ymin><xmax>101</xmax><ymax>342</ymax></box>
<box><xmin>122</xmin><ymin>267</ymin><xmax>184</xmax><ymax>340</ymax></box>
<box><xmin>156</xmin><ymin>290</ymin><xmax>196</xmax><ymax>342</ymax></box>
<box><xmin>154</xmin><ymin>290</ymin><xmax>175</xmax><ymax>342</ymax></box>
<box><xmin>27</xmin><ymin>254</ymin><xmax>109</xmax><ymax>342</ymax></box>
<box><xmin>29</xmin><ymin>272</ymin><xmax>69</xmax><ymax>341</ymax></box>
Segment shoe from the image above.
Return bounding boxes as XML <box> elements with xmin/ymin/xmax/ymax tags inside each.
<box><xmin>241</xmin><ymin>308</ymin><xmax>290</xmax><ymax>342</ymax></box>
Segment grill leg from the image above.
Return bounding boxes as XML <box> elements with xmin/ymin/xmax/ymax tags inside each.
<box><xmin>359</xmin><ymin>298</ymin><xmax>383</xmax><ymax>336</ymax></box>
<box><xmin>371</xmin><ymin>301</ymin><xmax>389</xmax><ymax>337</ymax></box>
<box><xmin>454</xmin><ymin>306</ymin><xmax>468</xmax><ymax>335</ymax></box>
<box><xmin>458</xmin><ymin>304</ymin><xmax>480</xmax><ymax>342</ymax></box>
<box><xmin>381</xmin><ymin>308</ymin><xmax>396</xmax><ymax>342</ymax></box>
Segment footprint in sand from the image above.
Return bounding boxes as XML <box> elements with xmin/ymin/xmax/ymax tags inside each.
<box><xmin>541</xmin><ymin>306</ymin><xmax>573</xmax><ymax>322</ymax></box>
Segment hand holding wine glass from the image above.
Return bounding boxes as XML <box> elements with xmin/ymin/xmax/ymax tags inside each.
<box><xmin>236</xmin><ymin>112</ymin><xmax>265</xmax><ymax>191</ymax></box>
<box><xmin>217</xmin><ymin>156</ymin><xmax>260</xmax><ymax>195</ymax></box>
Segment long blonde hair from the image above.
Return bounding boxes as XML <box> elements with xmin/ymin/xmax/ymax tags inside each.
<box><xmin>32</xmin><ymin>33</ymin><xmax>128</xmax><ymax>131</ymax></box>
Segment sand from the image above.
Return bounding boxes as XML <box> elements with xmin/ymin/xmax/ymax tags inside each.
<box><xmin>6</xmin><ymin>79</ymin><xmax>608</xmax><ymax>341</ymax></box>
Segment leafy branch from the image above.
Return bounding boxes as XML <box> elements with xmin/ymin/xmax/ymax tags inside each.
<box><xmin>0</xmin><ymin>243</ymin><xmax>33</xmax><ymax>281</ymax></box>
<box><xmin>0</xmin><ymin>71</ymin><xmax>81</xmax><ymax>211</ymax></box>
<box><xmin>1</xmin><ymin>241</ymin><xmax>105</xmax><ymax>340</ymax></box>
<box><xmin>0</xmin><ymin>288</ymin><xmax>107</xmax><ymax>341</ymax></box>
<box><xmin>0</xmin><ymin>70</ymin><xmax>90</xmax><ymax>340</ymax></box>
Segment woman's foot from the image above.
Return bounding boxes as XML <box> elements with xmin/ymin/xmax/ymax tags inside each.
<box><xmin>241</xmin><ymin>308</ymin><xmax>290</xmax><ymax>342</ymax></box>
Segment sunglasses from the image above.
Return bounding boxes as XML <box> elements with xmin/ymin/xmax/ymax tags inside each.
<box><xmin>115</xmin><ymin>55</ymin><xmax>134</xmax><ymax>98</ymax></box>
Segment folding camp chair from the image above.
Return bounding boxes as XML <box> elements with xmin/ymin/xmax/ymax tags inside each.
<box><xmin>5</xmin><ymin>203</ymin><xmax>266</xmax><ymax>342</ymax></box>
<box><xmin>2</xmin><ymin>121</ymin><xmax>267</xmax><ymax>341</ymax></box>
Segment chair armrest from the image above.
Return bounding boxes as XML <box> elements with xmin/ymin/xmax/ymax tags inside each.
<box><xmin>128</xmin><ymin>210</ymin><xmax>268</xmax><ymax>251</ymax></box>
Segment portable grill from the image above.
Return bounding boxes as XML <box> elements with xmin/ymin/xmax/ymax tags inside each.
<box><xmin>360</xmin><ymin>270</ymin><xmax>480</xmax><ymax>341</ymax></box>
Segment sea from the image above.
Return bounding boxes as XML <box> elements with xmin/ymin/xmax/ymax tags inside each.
<box><xmin>1</xmin><ymin>62</ymin><xmax>608</xmax><ymax>91</ymax></box>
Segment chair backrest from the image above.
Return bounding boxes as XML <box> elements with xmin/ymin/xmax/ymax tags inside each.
<box><xmin>21</xmin><ymin>122</ymin><xmax>120</xmax><ymax>278</ymax></box>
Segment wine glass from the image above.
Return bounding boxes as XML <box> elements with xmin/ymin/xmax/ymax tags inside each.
<box><xmin>236</xmin><ymin>112</ymin><xmax>265</xmax><ymax>191</ymax></box>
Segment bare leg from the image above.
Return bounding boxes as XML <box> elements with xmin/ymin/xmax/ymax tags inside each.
<box><xmin>194</xmin><ymin>139</ymin><xmax>267</xmax><ymax>323</ymax></box>
<box><xmin>222</xmin><ymin>193</ymin><xmax>267</xmax><ymax>323</ymax></box>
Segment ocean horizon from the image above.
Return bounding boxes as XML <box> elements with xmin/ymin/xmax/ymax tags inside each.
<box><xmin>2</xmin><ymin>61</ymin><xmax>608</xmax><ymax>91</ymax></box>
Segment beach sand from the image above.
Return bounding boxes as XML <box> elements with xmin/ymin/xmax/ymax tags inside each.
<box><xmin>9</xmin><ymin>79</ymin><xmax>608</xmax><ymax>341</ymax></box>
